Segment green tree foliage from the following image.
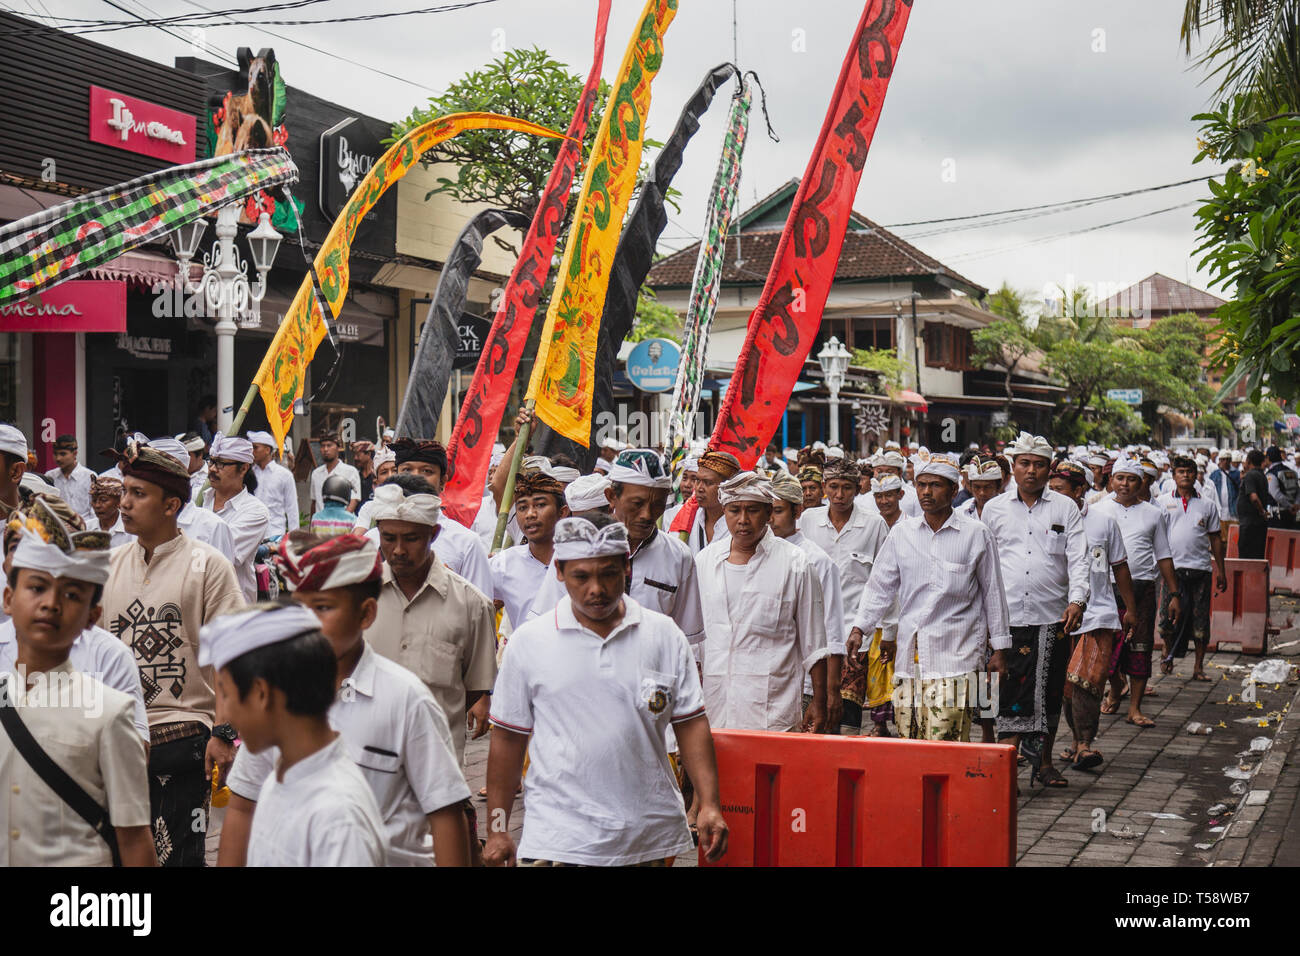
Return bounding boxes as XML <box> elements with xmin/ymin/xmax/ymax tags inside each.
<box><xmin>852</xmin><ymin>348</ymin><xmax>907</xmax><ymax>393</ymax></box>
<box><xmin>625</xmin><ymin>285</ymin><xmax>682</xmax><ymax>343</ymax></box>
<box><xmin>1181</xmin><ymin>1</ymin><xmax>1300</xmax><ymax>120</ymax></box>
<box><xmin>1191</xmin><ymin>99</ymin><xmax>1300</xmax><ymax>401</ymax></box>
<box><xmin>391</xmin><ymin>47</ymin><xmax>609</xmax><ymax>227</ymax></box>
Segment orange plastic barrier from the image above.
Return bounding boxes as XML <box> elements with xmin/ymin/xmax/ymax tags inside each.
<box><xmin>1265</xmin><ymin>528</ymin><xmax>1300</xmax><ymax>593</ymax></box>
<box><xmin>1209</xmin><ymin>558</ymin><xmax>1270</xmax><ymax>654</ymax></box>
<box><xmin>701</xmin><ymin>729</ymin><xmax>1016</xmax><ymax>867</ymax></box>
<box><xmin>1226</xmin><ymin>522</ymin><xmax>1239</xmax><ymax>558</ymax></box>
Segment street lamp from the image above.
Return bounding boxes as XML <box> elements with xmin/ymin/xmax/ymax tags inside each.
<box><xmin>817</xmin><ymin>334</ymin><xmax>851</xmax><ymax>447</ymax></box>
<box><xmin>170</xmin><ymin>204</ymin><xmax>282</xmax><ymax>431</ymax></box>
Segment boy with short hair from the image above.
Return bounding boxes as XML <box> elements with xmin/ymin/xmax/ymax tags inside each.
<box><xmin>217</xmin><ymin>532</ymin><xmax>470</xmax><ymax>866</ymax></box>
<box><xmin>0</xmin><ymin>497</ymin><xmax>155</xmax><ymax>866</ymax></box>
<box><xmin>201</xmin><ymin>602</ymin><xmax>387</xmax><ymax>866</ymax></box>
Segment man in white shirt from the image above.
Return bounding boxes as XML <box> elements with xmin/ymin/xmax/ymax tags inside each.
<box><xmin>45</xmin><ymin>434</ymin><xmax>96</xmax><ymax>522</ymax></box>
<box><xmin>309</xmin><ymin>433</ymin><xmax>361</xmax><ymax>515</ymax></box>
<box><xmin>769</xmin><ymin>472</ymin><xmax>844</xmax><ymax>730</ymax></box>
<box><xmin>685</xmin><ymin>451</ymin><xmax>740</xmax><ymax>554</ymax></box>
<box><xmin>490</xmin><ymin>467</ymin><xmax>570</xmax><ymax>629</ymax></box>
<box><xmin>527</xmin><ymin>450</ymin><xmax>705</xmax><ymax>645</ymax></box>
<box><xmin>248</xmin><ymin>431</ymin><xmax>299</xmax><ymax>538</ymax></box>
<box><xmin>798</xmin><ymin>456</ymin><xmax>888</xmax><ymax>736</ymax></box>
<box><xmin>86</xmin><ymin>475</ymin><xmax>134</xmax><ymax>550</ymax></box>
<box><xmin>146</xmin><ymin>438</ymin><xmax>238</xmax><ymax>565</ymax></box>
<box><xmin>177</xmin><ymin>432</ymin><xmax>208</xmax><ymax>500</ymax></box>
<box><xmin>484</xmin><ymin>515</ymin><xmax>728</xmax><ymax>866</ymax></box>
<box><xmin>696</xmin><ymin>472</ymin><xmax>828</xmax><ymax>733</ymax></box>
<box><xmin>980</xmin><ymin>433</ymin><xmax>1090</xmax><ymax>787</ymax></box>
<box><xmin>849</xmin><ymin>452</ymin><xmax>1012</xmax><ymax>742</ymax></box>
<box><xmin>1091</xmin><ymin>457</ymin><xmax>1181</xmax><ymax>730</ymax></box>
<box><xmin>200</xmin><ymin>434</ymin><xmax>271</xmax><ymax>604</ymax></box>
<box><xmin>1047</xmin><ymin>460</ymin><xmax>1136</xmax><ymax>773</ymax></box>
<box><xmin>960</xmin><ymin>457</ymin><xmax>1004</xmax><ymax>520</ymax></box>
<box><xmin>1155</xmin><ymin>455</ymin><xmax>1227</xmax><ymax>683</ymax></box>
<box><xmin>856</xmin><ymin>449</ymin><xmax>921</xmax><ymax>517</ymax></box>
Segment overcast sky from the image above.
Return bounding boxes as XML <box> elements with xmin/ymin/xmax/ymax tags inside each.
<box><xmin>23</xmin><ymin>0</ymin><xmax>1232</xmax><ymax>306</ymax></box>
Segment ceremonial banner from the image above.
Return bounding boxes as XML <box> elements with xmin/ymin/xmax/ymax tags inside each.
<box><xmin>664</xmin><ymin>76</ymin><xmax>752</xmax><ymax>474</ymax></box>
<box><xmin>525</xmin><ymin>0</ymin><xmax>678</xmax><ymax>446</ymax></box>
<box><xmin>0</xmin><ymin>148</ymin><xmax>298</xmax><ymax>305</ymax></box>
<box><xmin>252</xmin><ymin>112</ymin><xmax>566</xmax><ymax>451</ymax></box>
<box><xmin>394</xmin><ymin>207</ymin><xmax>530</xmax><ymax>440</ymax></box>
<box><xmin>533</xmin><ymin>61</ymin><xmax>743</xmax><ymax>463</ymax></box>
<box><xmin>439</xmin><ymin>0</ymin><xmax>612</xmax><ymax>526</ymax></box>
<box><xmin>709</xmin><ymin>0</ymin><xmax>912</xmax><ymax>466</ymax></box>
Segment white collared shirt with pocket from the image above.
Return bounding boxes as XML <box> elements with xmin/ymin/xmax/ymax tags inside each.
<box><xmin>489</xmin><ymin>596</ymin><xmax>702</xmax><ymax>866</ymax></box>
<box><xmin>1088</xmin><ymin>495</ymin><xmax>1172</xmax><ymax>582</ymax></box>
<box><xmin>1155</xmin><ymin>491</ymin><xmax>1220</xmax><ymax>573</ymax></box>
<box><xmin>229</xmin><ymin>642</ymin><xmax>469</xmax><ymax>866</ymax></box>
<box><xmin>798</xmin><ymin>503</ymin><xmax>889</xmax><ymax>634</ymax></box>
<box><xmin>980</xmin><ymin>486</ymin><xmax>1091</xmax><ymax>626</ymax></box>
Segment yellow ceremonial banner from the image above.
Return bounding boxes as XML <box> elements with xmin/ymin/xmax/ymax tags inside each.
<box><xmin>253</xmin><ymin>112</ymin><xmax>566</xmax><ymax>450</ymax></box>
<box><xmin>526</xmin><ymin>0</ymin><xmax>677</xmax><ymax>445</ymax></box>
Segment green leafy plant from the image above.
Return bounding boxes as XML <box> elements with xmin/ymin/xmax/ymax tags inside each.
<box><xmin>852</xmin><ymin>348</ymin><xmax>907</xmax><ymax>393</ymax></box>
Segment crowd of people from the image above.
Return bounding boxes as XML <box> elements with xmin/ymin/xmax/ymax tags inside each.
<box><xmin>1</xmin><ymin>409</ymin><xmax>1295</xmax><ymax>867</ymax></box>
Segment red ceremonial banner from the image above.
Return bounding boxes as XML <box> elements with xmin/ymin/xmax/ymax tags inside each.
<box><xmin>440</xmin><ymin>0</ymin><xmax>612</xmax><ymax>526</ymax></box>
<box><xmin>671</xmin><ymin>0</ymin><xmax>912</xmax><ymax>535</ymax></box>
<box><xmin>710</xmin><ymin>0</ymin><xmax>912</xmax><ymax>467</ymax></box>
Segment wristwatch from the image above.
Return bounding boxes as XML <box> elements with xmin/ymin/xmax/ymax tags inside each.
<box><xmin>1068</xmin><ymin>599</ymin><xmax>1087</xmax><ymax>614</ymax></box>
<box><xmin>211</xmin><ymin>723</ymin><xmax>237</xmax><ymax>744</ymax></box>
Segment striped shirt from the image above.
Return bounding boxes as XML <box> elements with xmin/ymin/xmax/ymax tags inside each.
<box><xmin>852</xmin><ymin>509</ymin><xmax>1012</xmax><ymax>680</ymax></box>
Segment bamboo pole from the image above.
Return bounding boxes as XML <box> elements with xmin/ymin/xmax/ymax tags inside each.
<box><xmin>491</xmin><ymin>399</ymin><xmax>535</xmax><ymax>554</ymax></box>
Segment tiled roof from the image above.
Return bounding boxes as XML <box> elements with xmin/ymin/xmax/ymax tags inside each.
<box><xmin>1099</xmin><ymin>273</ymin><xmax>1226</xmax><ymax>315</ymax></box>
<box><xmin>647</xmin><ymin>220</ymin><xmax>986</xmax><ymax>294</ymax></box>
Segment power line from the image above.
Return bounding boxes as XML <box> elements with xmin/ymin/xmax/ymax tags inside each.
<box><xmin>883</xmin><ymin>174</ymin><xmax>1215</xmax><ymax>231</ymax></box>
<box><xmin>943</xmin><ymin>200</ymin><xmax>1200</xmax><ymax>263</ymax></box>
<box><xmin>100</xmin><ymin>0</ymin><xmax>238</xmax><ymax>66</ymax></box>
<box><xmin>177</xmin><ymin>0</ymin><xmax>440</xmax><ymax>93</ymax></box>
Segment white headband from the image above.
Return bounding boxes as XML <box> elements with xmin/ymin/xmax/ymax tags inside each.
<box><xmin>522</xmin><ymin>456</ymin><xmax>580</xmax><ymax>484</ymax></box>
<box><xmin>1006</xmin><ymin>431</ymin><xmax>1053</xmax><ymax>460</ymax></box>
<box><xmin>915</xmin><ymin>453</ymin><xmax>961</xmax><ymax>484</ymax></box>
<box><xmin>565</xmin><ymin>474</ymin><xmax>611</xmax><ymax>512</ymax></box>
<box><xmin>871</xmin><ymin>474</ymin><xmax>903</xmax><ymax>493</ymax></box>
<box><xmin>209</xmin><ymin>432</ymin><xmax>254</xmax><ymax>464</ymax></box>
<box><xmin>370</xmin><ymin>482</ymin><xmax>441</xmax><ymax>526</ymax></box>
<box><xmin>176</xmin><ymin>433</ymin><xmax>207</xmax><ymax>454</ymax></box>
<box><xmin>246</xmin><ymin>430</ymin><xmax>276</xmax><ymax>449</ymax></box>
<box><xmin>1112</xmin><ymin>458</ymin><xmax>1145</xmax><ymax>478</ymax></box>
<box><xmin>148</xmin><ymin>437</ymin><xmax>190</xmax><ymax>467</ymax></box>
<box><xmin>198</xmin><ymin>604</ymin><xmax>324</xmax><ymax>673</ymax></box>
<box><xmin>0</xmin><ymin>424</ymin><xmax>28</xmax><ymax>459</ymax></box>
<box><xmin>718</xmin><ymin>472</ymin><xmax>776</xmax><ymax>505</ymax></box>
<box><xmin>606</xmin><ymin>449</ymin><xmax>672</xmax><ymax>489</ymax></box>
<box><xmin>965</xmin><ymin>459</ymin><xmax>1003</xmax><ymax>484</ymax></box>
<box><xmin>373</xmin><ymin>447</ymin><xmax>395</xmax><ymax>468</ymax></box>
<box><xmin>12</xmin><ymin>532</ymin><xmax>110</xmax><ymax>586</ymax></box>
<box><xmin>552</xmin><ymin>517</ymin><xmax>630</xmax><ymax>561</ymax></box>
<box><xmin>874</xmin><ymin>451</ymin><xmax>906</xmax><ymax>470</ymax></box>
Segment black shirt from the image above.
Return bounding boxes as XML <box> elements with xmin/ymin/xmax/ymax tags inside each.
<box><xmin>1238</xmin><ymin>469</ymin><xmax>1269</xmax><ymax>526</ymax></box>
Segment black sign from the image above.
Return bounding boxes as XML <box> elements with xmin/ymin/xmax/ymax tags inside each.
<box><xmin>453</xmin><ymin>312</ymin><xmax>492</xmax><ymax>370</ymax></box>
<box><xmin>319</xmin><ymin>117</ymin><xmax>382</xmax><ymax>221</ymax></box>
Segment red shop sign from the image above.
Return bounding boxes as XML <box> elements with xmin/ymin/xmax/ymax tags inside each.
<box><xmin>88</xmin><ymin>85</ymin><xmax>196</xmax><ymax>164</ymax></box>
<box><xmin>0</xmin><ymin>280</ymin><xmax>127</xmax><ymax>333</ymax></box>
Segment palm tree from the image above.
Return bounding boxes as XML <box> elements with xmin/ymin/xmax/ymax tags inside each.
<box><xmin>1182</xmin><ymin>0</ymin><xmax>1300</xmax><ymax>117</ymax></box>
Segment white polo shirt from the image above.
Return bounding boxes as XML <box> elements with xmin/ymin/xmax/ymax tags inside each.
<box><xmin>490</xmin><ymin>543</ymin><xmax>552</xmax><ymax>627</ymax></box>
<box><xmin>1075</xmin><ymin>506</ymin><xmax>1127</xmax><ymax>635</ymax></box>
<box><xmin>1089</xmin><ymin>495</ymin><xmax>1172</xmax><ymax>582</ymax></box>
<box><xmin>525</xmin><ymin>529</ymin><xmax>706</xmax><ymax>642</ymax></box>
<box><xmin>490</xmin><ymin>596</ymin><xmax>701</xmax><ymax>866</ymax></box>
<box><xmin>246</xmin><ymin>735</ymin><xmax>388</xmax><ymax>867</ymax></box>
<box><xmin>228</xmin><ymin>642</ymin><xmax>469</xmax><ymax>866</ymax></box>
<box><xmin>1155</xmin><ymin>491</ymin><xmax>1221</xmax><ymax>573</ymax></box>
<box><xmin>46</xmin><ymin>463</ymin><xmax>96</xmax><ymax>522</ymax></box>
<box><xmin>0</xmin><ymin>621</ymin><xmax>149</xmax><ymax>741</ymax></box>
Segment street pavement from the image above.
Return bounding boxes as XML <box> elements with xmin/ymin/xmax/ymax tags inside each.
<box><xmin>465</xmin><ymin>595</ymin><xmax>1300</xmax><ymax>867</ymax></box>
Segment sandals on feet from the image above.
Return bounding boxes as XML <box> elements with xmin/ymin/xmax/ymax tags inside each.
<box><xmin>1071</xmin><ymin>749</ymin><xmax>1104</xmax><ymax>771</ymax></box>
<box><xmin>1126</xmin><ymin>714</ymin><xmax>1156</xmax><ymax>728</ymax></box>
<box><xmin>1032</xmin><ymin>766</ymin><xmax>1069</xmax><ymax>788</ymax></box>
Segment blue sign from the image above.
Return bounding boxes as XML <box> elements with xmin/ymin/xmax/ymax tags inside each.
<box><xmin>1106</xmin><ymin>388</ymin><xmax>1143</xmax><ymax>406</ymax></box>
<box><xmin>625</xmin><ymin>338</ymin><xmax>680</xmax><ymax>393</ymax></box>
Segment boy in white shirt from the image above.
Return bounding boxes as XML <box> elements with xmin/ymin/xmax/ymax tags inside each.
<box><xmin>201</xmin><ymin>603</ymin><xmax>387</xmax><ymax>866</ymax></box>
<box><xmin>217</xmin><ymin>532</ymin><xmax>470</xmax><ymax>866</ymax></box>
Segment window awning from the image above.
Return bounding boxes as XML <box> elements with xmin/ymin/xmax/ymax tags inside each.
<box><xmin>88</xmin><ymin>250</ymin><xmax>199</xmax><ymax>289</ymax></box>
<box><xmin>894</xmin><ymin>389</ymin><xmax>928</xmax><ymax>412</ymax></box>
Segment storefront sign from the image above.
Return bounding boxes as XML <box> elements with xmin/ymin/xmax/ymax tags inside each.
<box><xmin>116</xmin><ymin>334</ymin><xmax>173</xmax><ymax>360</ymax></box>
<box><xmin>1106</xmin><ymin>388</ymin><xmax>1143</xmax><ymax>406</ymax></box>
<box><xmin>88</xmin><ymin>85</ymin><xmax>196</xmax><ymax>164</ymax></box>
<box><xmin>0</xmin><ymin>280</ymin><xmax>126</xmax><ymax>332</ymax></box>
<box><xmin>626</xmin><ymin>338</ymin><xmax>680</xmax><ymax>393</ymax></box>
<box><xmin>453</xmin><ymin>312</ymin><xmax>492</xmax><ymax>370</ymax></box>
<box><xmin>320</xmin><ymin>118</ymin><xmax>382</xmax><ymax>221</ymax></box>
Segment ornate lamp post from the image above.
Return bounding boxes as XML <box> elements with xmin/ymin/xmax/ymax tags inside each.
<box><xmin>170</xmin><ymin>204</ymin><xmax>282</xmax><ymax>431</ymax></box>
<box><xmin>817</xmin><ymin>335</ymin><xmax>851</xmax><ymax>447</ymax></box>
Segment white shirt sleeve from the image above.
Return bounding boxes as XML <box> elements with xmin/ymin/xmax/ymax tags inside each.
<box><xmin>310</xmin><ymin>815</ymin><xmax>384</xmax><ymax>866</ymax></box>
<box><xmin>976</xmin><ymin>525</ymin><xmax>1013</xmax><ymax>650</ymax></box>
<box><xmin>852</xmin><ymin>533</ymin><xmax>901</xmax><ymax>635</ymax></box>
<box><xmin>95</xmin><ymin>638</ymin><xmax>150</xmax><ymax>741</ymax></box>
<box><xmin>669</xmin><ymin>626</ymin><xmax>706</xmax><ymax>723</ymax></box>
<box><xmin>403</xmin><ymin>691</ymin><xmax>472</xmax><ymax>814</ymax></box>
<box><xmin>227</xmin><ymin>744</ymin><xmax>276</xmax><ymax>801</ymax></box>
<box><xmin>794</xmin><ymin>555</ymin><xmax>828</xmax><ymax>671</ymax></box>
<box><xmin>487</xmin><ymin>636</ymin><xmax>533</xmax><ymax>735</ymax></box>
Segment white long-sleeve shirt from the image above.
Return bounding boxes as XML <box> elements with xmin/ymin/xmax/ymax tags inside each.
<box><xmin>252</xmin><ymin>460</ymin><xmax>300</xmax><ymax>537</ymax></box>
<box><xmin>979</xmin><ymin>486</ymin><xmax>1090</xmax><ymax>627</ymax></box>
<box><xmin>798</xmin><ymin>503</ymin><xmax>889</xmax><ymax>635</ymax></box>
<box><xmin>202</xmin><ymin>487</ymin><xmax>271</xmax><ymax>603</ymax></box>
<box><xmin>786</xmin><ymin>530</ymin><xmax>845</xmax><ymax>698</ymax></box>
<box><xmin>695</xmin><ymin>527</ymin><xmax>827</xmax><ymax>731</ymax></box>
<box><xmin>852</xmin><ymin>509</ymin><xmax>1012</xmax><ymax>680</ymax></box>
